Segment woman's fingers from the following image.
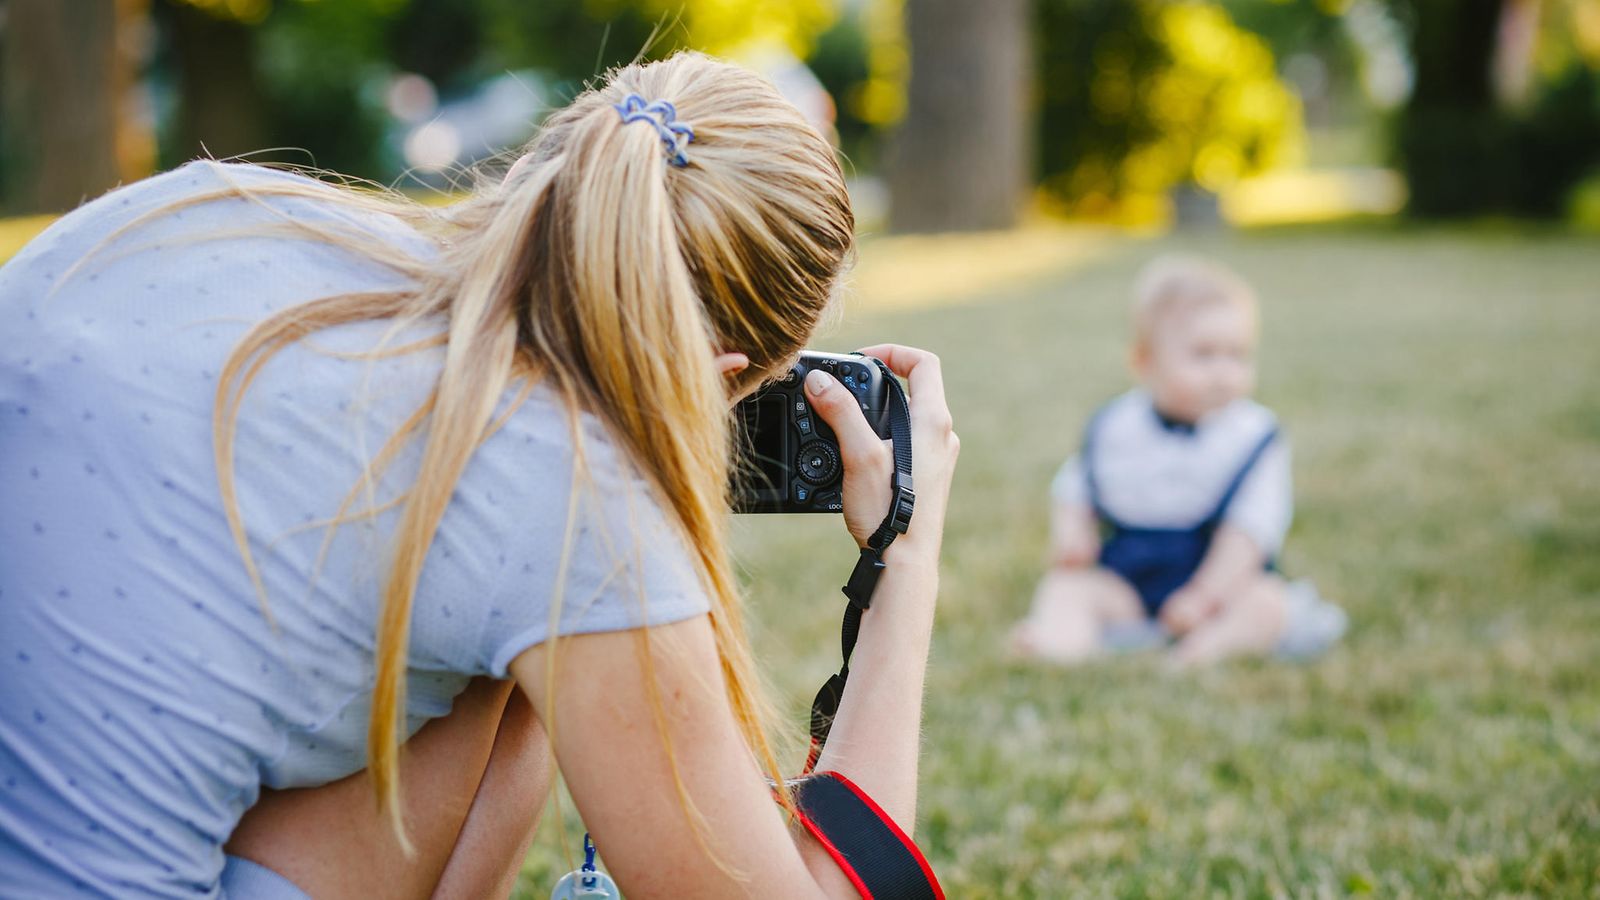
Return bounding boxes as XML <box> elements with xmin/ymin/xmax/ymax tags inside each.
<box><xmin>804</xmin><ymin>370</ymin><xmax>889</xmax><ymax>473</ymax></box>
<box><xmin>805</xmin><ymin>370</ymin><xmax>893</xmax><ymax>545</ymax></box>
<box><xmin>854</xmin><ymin>344</ymin><xmax>959</xmax><ymax>560</ymax></box>
<box><xmin>856</xmin><ymin>343</ymin><xmax>948</xmax><ymax>415</ymax></box>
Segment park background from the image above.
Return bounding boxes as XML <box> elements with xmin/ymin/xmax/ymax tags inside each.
<box><xmin>3</xmin><ymin>0</ymin><xmax>1597</xmax><ymax>896</ymax></box>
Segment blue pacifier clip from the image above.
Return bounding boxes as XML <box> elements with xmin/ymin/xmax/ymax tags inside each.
<box><xmin>550</xmin><ymin>833</ymin><xmax>619</xmax><ymax>899</ymax></box>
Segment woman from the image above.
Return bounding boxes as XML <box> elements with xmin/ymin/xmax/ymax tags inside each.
<box><xmin>0</xmin><ymin>52</ymin><xmax>958</xmax><ymax>897</ymax></box>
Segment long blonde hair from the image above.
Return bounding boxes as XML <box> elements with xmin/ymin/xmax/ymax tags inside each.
<box><xmin>204</xmin><ymin>53</ymin><xmax>854</xmax><ymax>845</ymax></box>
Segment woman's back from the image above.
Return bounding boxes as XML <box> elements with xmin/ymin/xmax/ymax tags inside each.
<box><xmin>0</xmin><ymin>162</ymin><xmax>705</xmax><ymax>896</ymax></box>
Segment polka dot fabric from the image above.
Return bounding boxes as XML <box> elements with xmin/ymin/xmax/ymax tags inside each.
<box><xmin>0</xmin><ymin>161</ymin><xmax>708</xmax><ymax>896</ymax></box>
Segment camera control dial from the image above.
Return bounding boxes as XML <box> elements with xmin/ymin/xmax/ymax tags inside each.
<box><xmin>796</xmin><ymin>441</ymin><xmax>840</xmax><ymax>485</ymax></box>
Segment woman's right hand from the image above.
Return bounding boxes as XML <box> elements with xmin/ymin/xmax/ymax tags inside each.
<box><xmin>802</xmin><ymin>344</ymin><xmax>959</xmax><ymax>562</ymax></box>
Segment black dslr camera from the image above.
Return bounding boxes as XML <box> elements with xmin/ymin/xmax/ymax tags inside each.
<box><xmin>733</xmin><ymin>351</ymin><xmax>893</xmax><ymax>513</ymax></box>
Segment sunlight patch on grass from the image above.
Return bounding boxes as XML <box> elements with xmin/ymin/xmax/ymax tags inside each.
<box><xmin>1222</xmin><ymin>167</ymin><xmax>1406</xmax><ymax>227</ymax></box>
<box><xmin>845</xmin><ymin>224</ymin><xmax>1125</xmax><ymax>315</ymax></box>
<box><xmin>0</xmin><ymin>214</ymin><xmax>57</xmax><ymax>264</ymax></box>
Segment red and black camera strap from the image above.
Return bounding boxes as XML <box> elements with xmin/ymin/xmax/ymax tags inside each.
<box><xmin>793</xmin><ymin>358</ymin><xmax>942</xmax><ymax>899</ymax></box>
<box><xmin>786</xmin><ymin>770</ymin><xmax>945</xmax><ymax>900</ymax></box>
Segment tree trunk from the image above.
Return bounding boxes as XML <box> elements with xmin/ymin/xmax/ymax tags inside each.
<box><xmin>1</xmin><ymin>0</ymin><xmax>123</xmax><ymax>214</ymax></box>
<box><xmin>160</xmin><ymin>0</ymin><xmax>267</xmax><ymax>164</ymax></box>
<box><xmin>1393</xmin><ymin>0</ymin><xmax>1510</xmax><ymax>217</ymax></box>
<box><xmin>887</xmin><ymin>0</ymin><xmax>1030</xmax><ymax>234</ymax></box>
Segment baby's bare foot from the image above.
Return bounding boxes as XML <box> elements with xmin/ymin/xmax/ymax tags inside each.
<box><xmin>1006</xmin><ymin>619</ymin><xmax>1099</xmax><ymax>665</ymax></box>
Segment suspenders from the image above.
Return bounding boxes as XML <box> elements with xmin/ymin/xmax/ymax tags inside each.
<box><xmin>1083</xmin><ymin>405</ymin><xmax>1280</xmax><ymax>532</ymax></box>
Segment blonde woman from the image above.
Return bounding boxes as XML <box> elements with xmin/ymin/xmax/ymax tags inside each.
<box><xmin>0</xmin><ymin>53</ymin><xmax>958</xmax><ymax>898</ymax></box>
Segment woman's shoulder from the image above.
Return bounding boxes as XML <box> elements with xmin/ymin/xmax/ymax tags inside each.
<box><xmin>6</xmin><ymin>160</ymin><xmax>435</xmax><ymax>285</ymax></box>
<box><xmin>410</xmin><ymin>378</ymin><xmax>708</xmax><ymax>677</ymax></box>
<box><xmin>470</xmin><ymin>379</ymin><xmax>669</xmax><ymax>516</ymax></box>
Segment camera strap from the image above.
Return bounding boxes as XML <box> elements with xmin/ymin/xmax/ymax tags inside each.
<box><xmin>784</xmin><ymin>770</ymin><xmax>945</xmax><ymax>900</ymax></box>
<box><xmin>806</xmin><ymin>358</ymin><xmax>915</xmax><ymax>773</ymax></box>
<box><xmin>787</xmin><ymin>361</ymin><xmax>940</xmax><ymax>899</ymax></box>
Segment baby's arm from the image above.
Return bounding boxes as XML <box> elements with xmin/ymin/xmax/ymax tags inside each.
<box><xmin>1047</xmin><ymin>454</ymin><xmax>1099</xmax><ymax>568</ymax></box>
<box><xmin>1163</xmin><ymin>436</ymin><xmax>1291</xmax><ymax>633</ymax></box>
<box><xmin>1048</xmin><ymin>500</ymin><xmax>1101</xmax><ymax>569</ymax></box>
<box><xmin>1160</xmin><ymin>524</ymin><xmax>1267</xmax><ymax>633</ymax></box>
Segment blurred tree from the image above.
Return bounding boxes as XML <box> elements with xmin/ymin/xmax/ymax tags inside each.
<box><xmin>1</xmin><ymin>0</ymin><xmax>128</xmax><ymax>213</ymax></box>
<box><xmin>1034</xmin><ymin>0</ymin><xmax>1304</xmax><ymax>219</ymax></box>
<box><xmin>888</xmin><ymin>0</ymin><xmax>1030</xmax><ymax>233</ymax></box>
<box><xmin>1387</xmin><ymin>0</ymin><xmax>1600</xmax><ymax>217</ymax></box>
<box><xmin>155</xmin><ymin>0</ymin><xmax>414</xmax><ymax>176</ymax></box>
<box><xmin>157</xmin><ymin>0</ymin><xmax>268</xmax><ymax>163</ymax></box>
<box><xmin>809</xmin><ymin>10</ymin><xmax>877</xmax><ymax>170</ymax></box>
<box><xmin>3</xmin><ymin>0</ymin><xmax>871</xmax><ymax>191</ymax></box>
<box><xmin>1216</xmin><ymin>0</ymin><xmax>1359</xmax><ymax>129</ymax></box>
<box><xmin>479</xmin><ymin>0</ymin><xmax>676</xmax><ymax>100</ymax></box>
<box><xmin>630</xmin><ymin>0</ymin><xmax>837</xmax><ymax>58</ymax></box>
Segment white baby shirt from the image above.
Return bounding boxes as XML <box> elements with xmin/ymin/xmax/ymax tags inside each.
<box><xmin>1051</xmin><ymin>389</ymin><xmax>1293</xmax><ymax>555</ymax></box>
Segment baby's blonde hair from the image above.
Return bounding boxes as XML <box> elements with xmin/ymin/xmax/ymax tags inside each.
<box><xmin>1132</xmin><ymin>255</ymin><xmax>1258</xmax><ymax>348</ymax></box>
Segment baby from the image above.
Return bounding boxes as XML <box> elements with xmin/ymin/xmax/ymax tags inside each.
<box><xmin>1011</xmin><ymin>255</ymin><xmax>1317</xmax><ymax>666</ymax></box>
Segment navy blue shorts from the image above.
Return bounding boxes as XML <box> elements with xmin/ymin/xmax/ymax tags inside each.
<box><xmin>1098</xmin><ymin>527</ymin><xmax>1210</xmax><ymax>616</ymax></box>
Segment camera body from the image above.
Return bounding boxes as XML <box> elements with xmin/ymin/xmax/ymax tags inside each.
<box><xmin>733</xmin><ymin>351</ymin><xmax>893</xmax><ymax>513</ymax></box>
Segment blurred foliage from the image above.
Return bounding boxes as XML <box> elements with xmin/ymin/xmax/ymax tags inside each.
<box><xmin>808</xmin><ymin>13</ymin><xmax>876</xmax><ymax>171</ymax></box>
<box><xmin>1387</xmin><ymin>0</ymin><xmax>1600</xmax><ymax>218</ymax></box>
<box><xmin>154</xmin><ymin>0</ymin><xmax>841</xmax><ymax>178</ymax></box>
<box><xmin>136</xmin><ymin>0</ymin><xmax>1600</xmax><ymax>220</ymax></box>
<box><xmin>629</xmin><ymin>0</ymin><xmax>837</xmax><ymax>58</ymax></box>
<box><xmin>805</xmin><ymin>0</ymin><xmax>906</xmax><ymax>173</ymax></box>
<box><xmin>1034</xmin><ymin>0</ymin><xmax>1306</xmax><ymax>218</ymax></box>
<box><xmin>851</xmin><ymin>0</ymin><xmax>909</xmax><ymax>130</ymax></box>
<box><xmin>1399</xmin><ymin>65</ymin><xmax>1600</xmax><ymax>218</ymax></box>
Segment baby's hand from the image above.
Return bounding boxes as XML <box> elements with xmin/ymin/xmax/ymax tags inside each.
<box><xmin>1160</xmin><ymin>586</ymin><xmax>1223</xmax><ymax>635</ymax></box>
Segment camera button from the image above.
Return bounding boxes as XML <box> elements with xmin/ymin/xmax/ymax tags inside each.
<box><xmin>815</xmin><ymin>491</ymin><xmax>843</xmax><ymax>512</ymax></box>
<box><xmin>792</xmin><ymin>483</ymin><xmax>811</xmax><ymax>504</ymax></box>
<box><xmin>796</xmin><ymin>441</ymin><xmax>840</xmax><ymax>485</ymax></box>
<box><xmin>793</xmin><ymin>399</ymin><xmax>807</xmax><ymax>416</ymax></box>
<box><xmin>796</xmin><ymin>417</ymin><xmax>812</xmax><ymax>435</ymax></box>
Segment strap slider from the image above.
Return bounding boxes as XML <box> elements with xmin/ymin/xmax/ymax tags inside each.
<box><xmin>842</xmin><ymin>547</ymin><xmax>885</xmax><ymax>609</ymax></box>
<box><xmin>889</xmin><ymin>470</ymin><xmax>916</xmax><ymax>535</ymax></box>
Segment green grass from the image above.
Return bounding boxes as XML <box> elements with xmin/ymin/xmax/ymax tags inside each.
<box><xmin>515</xmin><ymin>224</ymin><xmax>1600</xmax><ymax>897</ymax></box>
<box><xmin>5</xmin><ymin>201</ymin><xmax>1593</xmax><ymax>895</ymax></box>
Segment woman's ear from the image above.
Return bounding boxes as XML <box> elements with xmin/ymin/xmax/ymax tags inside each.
<box><xmin>713</xmin><ymin>352</ymin><xmax>750</xmax><ymax>378</ymax></box>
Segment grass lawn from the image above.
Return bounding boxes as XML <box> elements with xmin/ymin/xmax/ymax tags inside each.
<box><xmin>514</xmin><ymin>224</ymin><xmax>1600</xmax><ymax>897</ymax></box>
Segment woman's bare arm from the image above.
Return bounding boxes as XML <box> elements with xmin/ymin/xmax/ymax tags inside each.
<box><xmin>506</xmin><ymin>344</ymin><xmax>957</xmax><ymax>897</ymax></box>
<box><xmin>509</xmin><ymin>619</ymin><xmax>857</xmax><ymax>898</ymax></box>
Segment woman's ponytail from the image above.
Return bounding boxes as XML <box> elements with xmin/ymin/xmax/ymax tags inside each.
<box><xmin>209</xmin><ymin>51</ymin><xmax>854</xmax><ymax>857</ymax></box>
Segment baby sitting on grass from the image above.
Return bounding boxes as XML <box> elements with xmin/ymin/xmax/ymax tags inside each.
<box><xmin>1010</xmin><ymin>255</ymin><xmax>1344</xmax><ymax>666</ymax></box>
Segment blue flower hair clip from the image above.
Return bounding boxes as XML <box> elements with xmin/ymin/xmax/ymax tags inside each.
<box><xmin>613</xmin><ymin>93</ymin><xmax>696</xmax><ymax>168</ymax></box>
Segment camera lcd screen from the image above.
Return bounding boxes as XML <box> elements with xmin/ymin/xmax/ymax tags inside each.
<box><xmin>741</xmin><ymin>395</ymin><xmax>789</xmax><ymax>498</ymax></box>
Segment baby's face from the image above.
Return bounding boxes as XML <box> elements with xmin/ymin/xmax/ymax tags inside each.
<box><xmin>1138</xmin><ymin>303</ymin><xmax>1257</xmax><ymax>422</ymax></box>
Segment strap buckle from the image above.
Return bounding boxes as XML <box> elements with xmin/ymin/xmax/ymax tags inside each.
<box><xmin>842</xmin><ymin>547</ymin><xmax>885</xmax><ymax>610</ymax></box>
<box><xmin>888</xmin><ymin>470</ymin><xmax>916</xmax><ymax>535</ymax></box>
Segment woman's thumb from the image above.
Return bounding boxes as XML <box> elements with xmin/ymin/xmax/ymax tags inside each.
<box><xmin>805</xmin><ymin>370</ymin><xmax>885</xmax><ymax>466</ymax></box>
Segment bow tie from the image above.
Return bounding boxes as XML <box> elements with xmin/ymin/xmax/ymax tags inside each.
<box><xmin>1153</xmin><ymin>408</ymin><xmax>1197</xmax><ymax>436</ymax></box>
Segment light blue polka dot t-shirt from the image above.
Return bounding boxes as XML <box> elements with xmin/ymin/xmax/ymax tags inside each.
<box><xmin>0</xmin><ymin>161</ymin><xmax>709</xmax><ymax>896</ymax></box>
